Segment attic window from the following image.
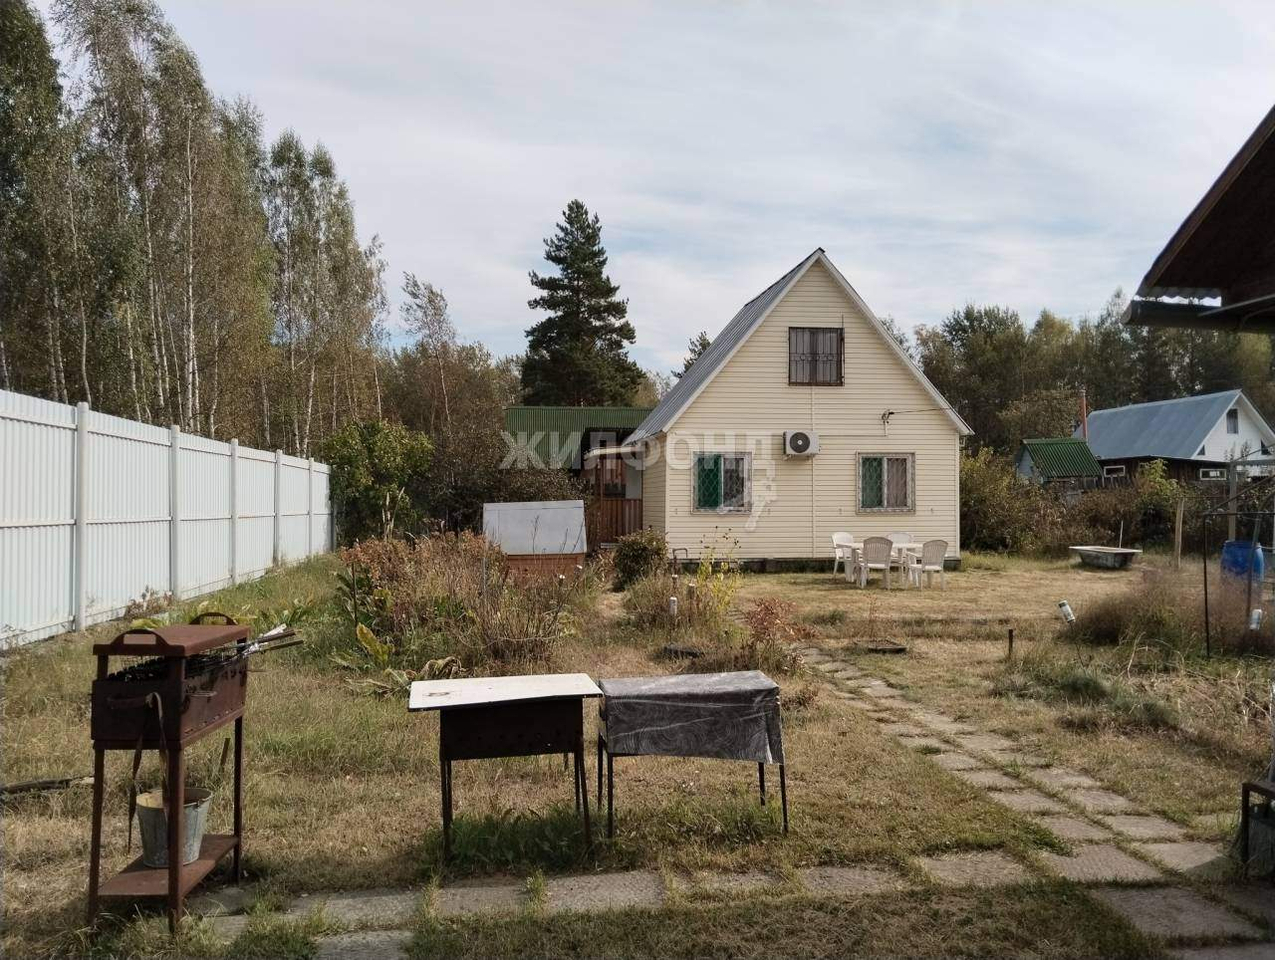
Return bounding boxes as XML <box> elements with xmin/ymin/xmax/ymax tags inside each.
<box><xmin>1226</xmin><ymin>409</ymin><xmax>1239</xmax><ymax>434</ymax></box>
<box><xmin>789</xmin><ymin>328</ymin><xmax>843</xmax><ymax>385</ymax></box>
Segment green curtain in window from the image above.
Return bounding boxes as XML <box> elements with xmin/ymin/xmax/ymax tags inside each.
<box><xmin>696</xmin><ymin>454</ymin><xmax>722</xmax><ymax>509</ymax></box>
<box><xmin>861</xmin><ymin>456</ymin><xmax>884</xmax><ymax>508</ymax></box>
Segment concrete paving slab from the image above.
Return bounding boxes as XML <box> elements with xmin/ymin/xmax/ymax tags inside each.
<box><xmin>1217</xmin><ymin>882</ymin><xmax>1275</xmax><ymax>926</ymax></box>
<box><xmin>1039</xmin><ymin>844</ymin><xmax>1162</xmax><ymax>882</ymax></box>
<box><xmin>545</xmin><ymin>871</ymin><xmax>664</xmax><ymax>912</ymax></box>
<box><xmin>206</xmin><ymin>914</ymin><xmax>250</xmax><ymax>940</ymax></box>
<box><xmin>1133</xmin><ymin>841</ymin><xmax>1233</xmax><ymax>878</ymax></box>
<box><xmin>1172</xmin><ymin>947</ymin><xmax>1275</xmax><ymax>960</ymax></box>
<box><xmin>1062</xmin><ymin>788</ymin><xmax>1138</xmax><ymax>814</ymax></box>
<box><xmin>1193</xmin><ymin>812</ymin><xmax>1239</xmax><ymax>837</ymax></box>
<box><xmin>1098</xmin><ymin>815</ymin><xmax>1187</xmax><ymax>841</ymax></box>
<box><xmin>434</xmin><ymin>879</ymin><xmax>526</xmax><ymax>917</ymax></box>
<box><xmin>314</xmin><ymin>930</ymin><xmax>411</xmax><ymax>960</ymax></box>
<box><xmin>930</xmin><ymin>752</ymin><xmax>984</xmax><ymax>771</ymax></box>
<box><xmin>862</xmin><ymin>685</ymin><xmax>905</xmax><ymax>698</ymax></box>
<box><xmin>988</xmin><ymin>789</ymin><xmax>1068</xmax><ymax>814</ymax></box>
<box><xmin>1029</xmin><ymin>767</ymin><xmax>1103</xmax><ymax>790</ymax></box>
<box><xmin>880</xmin><ymin>722</ymin><xmax>929</xmax><ymax>737</ymax></box>
<box><xmin>953</xmin><ymin>733</ymin><xmax>1017</xmax><ymax>753</ymax></box>
<box><xmin>1092</xmin><ymin>886</ymin><xmax>1263</xmax><ymax>942</ymax></box>
<box><xmin>951</xmin><ymin>769</ymin><xmax>1023</xmax><ymax>790</ymax></box>
<box><xmin>918</xmin><ymin>851</ymin><xmax>1030</xmax><ymax>887</ymax></box>
<box><xmin>987</xmin><ymin>751</ymin><xmax>1051</xmax><ymax>768</ymax></box>
<box><xmin>1035</xmin><ymin>815</ymin><xmax>1112</xmax><ymax>843</ymax></box>
<box><xmin>873</xmin><ymin>699</ymin><xmax>915</xmax><ymax>711</ymax></box>
<box><xmin>188</xmin><ymin>885</ymin><xmax>257</xmax><ymax>917</ymax></box>
<box><xmin>799</xmin><ymin>865</ymin><xmax>903</xmax><ymax>896</ymax></box>
<box><xmin>319</xmin><ymin>888</ymin><xmax>421</xmax><ymax>927</ymax></box>
<box><xmin>898</xmin><ymin>735</ymin><xmax>950</xmax><ymax>751</ymax></box>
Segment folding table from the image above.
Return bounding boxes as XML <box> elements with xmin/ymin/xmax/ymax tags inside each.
<box><xmin>596</xmin><ymin>670</ymin><xmax>788</xmax><ymax>837</ymax></box>
<box><xmin>408</xmin><ymin>673</ymin><xmax>602</xmax><ymax>858</ymax></box>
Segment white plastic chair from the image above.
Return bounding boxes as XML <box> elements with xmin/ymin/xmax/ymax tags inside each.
<box><xmin>908</xmin><ymin>539</ymin><xmax>948</xmax><ymax>589</ymax></box>
<box><xmin>857</xmin><ymin>536</ymin><xmax>904</xmax><ymax>588</ymax></box>
<box><xmin>831</xmin><ymin>532</ymin><xmax>855</xmax><ymax>576</ymax></box>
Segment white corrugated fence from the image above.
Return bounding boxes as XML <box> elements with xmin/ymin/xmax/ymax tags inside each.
<box><xmin>0</xmin><ymin>389</ymin><xmax>332</xmax><ymax>648</ymax></box>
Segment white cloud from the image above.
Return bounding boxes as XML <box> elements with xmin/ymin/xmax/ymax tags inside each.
<box><xmin>48</xmin><ymin>0</ymin><xmax>1275</xmax><ymax>368</ymax></box>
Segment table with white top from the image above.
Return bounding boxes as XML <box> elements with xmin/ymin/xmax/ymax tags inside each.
<box><xmin>408</xmin><ymin>673</ymin><xmax>603</xmax><ymax>857</ymax></box>
<box><xmin>841</xmin><ymin>541</ymin><xmax>923</xmax><ymax>584</ymax></box>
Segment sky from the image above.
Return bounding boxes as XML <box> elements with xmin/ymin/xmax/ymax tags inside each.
<box><xmin>45</xmin><ymin>1</ymin><xmax>1275</xmax><ymax>372</ymax></box>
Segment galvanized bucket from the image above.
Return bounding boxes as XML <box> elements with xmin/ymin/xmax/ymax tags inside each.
<box><xmin>135</xmin><ymin>787</ymin><xmax>213</xmax><ymax>867</ymax></box>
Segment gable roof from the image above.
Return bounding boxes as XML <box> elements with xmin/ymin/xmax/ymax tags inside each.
<box><xmin>1076</xmin><ymin>389</ymin><xmax>1254</xmax><ymax>461</ymax></box>
<box><xmin>503</xmin><ymin>405</ymin><xmax>652</xmax><ymax>468</ymax></box>
<box><xmin>1018</xmin><ymin>438</ymin><xmax>1103</xmax><ymax>479</ymax></box>
<box><xmin>628</xmin><ymin>248</ymin><xmax>971</xmax><ymax>442</ymax></box>
<box><xmin>1138</xmin><ymin>104</ymin><xmax>1275</xmax><ymax>302</ymax></box>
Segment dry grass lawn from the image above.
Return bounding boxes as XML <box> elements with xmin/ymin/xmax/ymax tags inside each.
<box><xmin>1</xmin><ymin>551</ymin><xmax>1267</xmax><ymax>958</ymax></box>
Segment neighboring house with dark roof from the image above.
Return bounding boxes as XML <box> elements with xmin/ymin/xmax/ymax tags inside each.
<box><xmin>606</xmin><ymin>248</ymin><xmax>971</xmax><ymax>562</ymax></box>
<box><xmin>502</xmin><ymin>405</ymin><xmax>651</xmax><ymax>544</ymax></box>
<box><xmin>1075</xmin><ymin>389</ymin><xmax>1275</xmax><ymax>482</ymax></box>
<box><xmin>1015</xmin><ymin>438</ymin><xmax>1103</xmax><ymax>486</ymax></box>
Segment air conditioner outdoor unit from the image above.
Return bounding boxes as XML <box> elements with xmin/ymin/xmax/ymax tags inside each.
<box><xmin>784</xmin><ymin>430</ymin><xmax>819</xmax><ymax>456</ymax></box>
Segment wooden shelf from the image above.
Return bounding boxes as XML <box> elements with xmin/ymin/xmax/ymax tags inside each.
<box><xmin>98</xmin><ymin>834</ymin><xmax>238</xmax><ymax>900</ymax></box>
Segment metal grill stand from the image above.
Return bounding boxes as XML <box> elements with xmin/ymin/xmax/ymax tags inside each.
<box><xmin>87</xmin><ymin>620</ymin><xmax>249</xmax><ymax>934</ymax></box>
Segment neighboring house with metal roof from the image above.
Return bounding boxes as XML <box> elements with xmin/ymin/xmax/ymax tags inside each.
<box><xmin>502</xmin><ymin>405</ymin><xmax>652</xmax><ymax>545</ymax></box>
<box><xmin>1075</xmin><ymin>389</ymin><xmax>1275</xmax><ymax>482</ymax></box>
<box><xmin>610</xmin><ymin>248</ymin><xmax>971</xmax><ymax>562</ymax></box>
<box><xmin>1015</xmin><ymin>438</ymin><xmax>1103</xmax><ymax>485</ymax></box>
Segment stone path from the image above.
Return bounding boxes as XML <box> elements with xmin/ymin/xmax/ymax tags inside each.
<box><xmin>795</xmin><ymin>643</ymin><xmax>1273</xmax><ymax>952</ymax></box>
<box><xmin>194</xmin><ymin>642</ymin><xmax>1272</xmax><ymax>958</ymax></box>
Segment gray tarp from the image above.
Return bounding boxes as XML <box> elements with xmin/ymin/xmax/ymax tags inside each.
<box><xmin>599</xmin><ymin>670</ymin><xmax>784</xmax><ymax>764</ymax></box>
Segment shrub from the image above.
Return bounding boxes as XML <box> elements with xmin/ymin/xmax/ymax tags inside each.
<box><xmin>321</xmin><ymin>420</ymin><xmax>433</xmax><ymax>543</ymax></box>
<box><xmin>959</xmin><ymin>448</ymin><xmax>1064</xmax><ymax>553</ymax></box>
<box><xmin>1063</xmin><ymin>566</ymin><xmax>1272</xmax><ymax>655</ymax></box>
<box><xmin>623</xmin><ymin>550</ymin><xmax>741</xmax><ymax>638</ymax></box>
<box><xmin>613</xmin><ymin>528</ymin><xmax>669</xmax><ymax>590</ymax></box>
<box><xmin>332</xmin><ymin>533</ymin><xmax>600</xmax><ymax>689</ymax></box>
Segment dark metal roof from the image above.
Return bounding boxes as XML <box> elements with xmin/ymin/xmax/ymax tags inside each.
<box><xmin>503</xmin><ymin>406</ymin><xmax>652</xmax><ymax>468</ymax></box>
<box><xmin>1075</xmin><ymin>390</ymin><xmax>1242</xmax><ymax>461</ymax></box>
<box><xmin>1018</xmin><ymin>438</ymin><xmax>1103</xmax><ymax>479</ymax></box>
<box><xmin>1137</xmin><ymin>103</ymin><xmax>1275</xmax><ymax>304</ymax></box>
<box><xmin>628</xmin><ymin>249</ymin><xmax>823</xmax><ymax>443</ymax></box>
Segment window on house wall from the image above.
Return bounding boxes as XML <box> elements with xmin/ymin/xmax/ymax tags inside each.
<box><xmin>858</xmin><ymin>454</ymin><xmax>913</xmax><ymax>511</ymax></box>
<box><xmin>694</xmin><ymin>453</ymin><xmax>751</xmax><ymax>512</ymax></box>
<box><xmin>789</xmin><ymin>327</ymin><xmax>844</xmax><ymax>385</ymax></box>
<box><xmin>1103</xmin><ymin>465</ymin><xmax>1127</xmax><ymax>478</ymax></box>
<box><xmin>1227</xmin><ymin>408</ymin><xmax>1239</xmax><ymax>434</ymax></box>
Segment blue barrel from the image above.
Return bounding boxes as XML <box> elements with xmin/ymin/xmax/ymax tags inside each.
<box><xmin>1221</xmin><ymin>540</ymin><xmax>1266</xmax><ymax>582</ymax></box>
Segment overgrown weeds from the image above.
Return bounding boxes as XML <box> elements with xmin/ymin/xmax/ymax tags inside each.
<box><xmin>331</xmin><ymin>533</ymin><xmax>603</xmax><ymax>689</ymax></box>
<box><xmin>1064</xmin><ymin>566</ymin><xmax>1273</xmax><ymax>655</ymax></box>
<box><xmin>623</xmin><ymin>551</ymin><xmax>741</xmax><ymax>638</ymax></box>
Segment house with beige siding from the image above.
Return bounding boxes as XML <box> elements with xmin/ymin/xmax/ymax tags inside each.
<box><xmin>620</xmin><ymin>248</ymin><xmax>971</xmax><ymax>563</ymax></box>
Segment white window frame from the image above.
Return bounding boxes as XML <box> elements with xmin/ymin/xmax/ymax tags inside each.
<box><xmin>1199</xmin><ymin>467</ymin><xmax>1226</xmax><ymax>480</ymax></box>
<box><xmin>857</xmin><ymin>453</ymin><xmax>915</xmax><ymax>513</ymax></box>
<box><xmin>1102</xmin><ymin>464</ymin><xmax>1127</xmax><ymax>478</ymax></box>
<box><xmin>692</xmin><ymin>452</ymin><xmax>752</xmax><ymax>514</ymax></box>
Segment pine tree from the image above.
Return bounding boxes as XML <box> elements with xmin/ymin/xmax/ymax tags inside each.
<box><xmin>674</xmin><ymin>331</ymin><xmax>711</xmax><ymax>378</ymax></box>
<box><xmin>522</xmin><ymin>200</ymin><xmax>642</xmax><ymax>405</ymax></box>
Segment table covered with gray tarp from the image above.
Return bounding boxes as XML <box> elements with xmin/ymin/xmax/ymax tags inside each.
<box><xmin>598</xmin><ymin>670</ymin><xmax>784</xmax><ymax>763</ymax></box>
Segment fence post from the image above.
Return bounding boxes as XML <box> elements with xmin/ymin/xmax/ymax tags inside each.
<box><xmin>229</xmin><ymin>439</ymin><xmax>239</xmax><ymax>585</ymax></box>
<box><xmin>74</xmin><ymin>402</ymin><xmax>89</xmax><ymax>631</ymax></box>
<box><xmin>307</xmin><ymin>457</ymin><xmax>315</xmax><ymax>557</ymax></box>
<box><xmin>170</xmin><ymin>424</ymin><xmax>181</xmax><ymax>601</ymax></box>
<box><xmin>273</xmin><ymin>449</ymin><xmax>282</xmax><ymax>566</ymax></box>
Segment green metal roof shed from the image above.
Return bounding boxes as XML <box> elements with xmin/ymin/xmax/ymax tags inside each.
<box><xmin>1015</xmin><ymin>437</ymin><xmax>1103</xmax><ymax>482</ymax></box>
<box><xmin>503</xmin><ymin>406</ymin><xmax>652</xmax><ymax>470</ymax></box>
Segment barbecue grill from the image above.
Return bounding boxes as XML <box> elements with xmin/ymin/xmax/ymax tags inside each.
<box><xmin>86</xmin><ymin>614</ymin><xmax>297</xmax><ymax>933</ymax></box>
